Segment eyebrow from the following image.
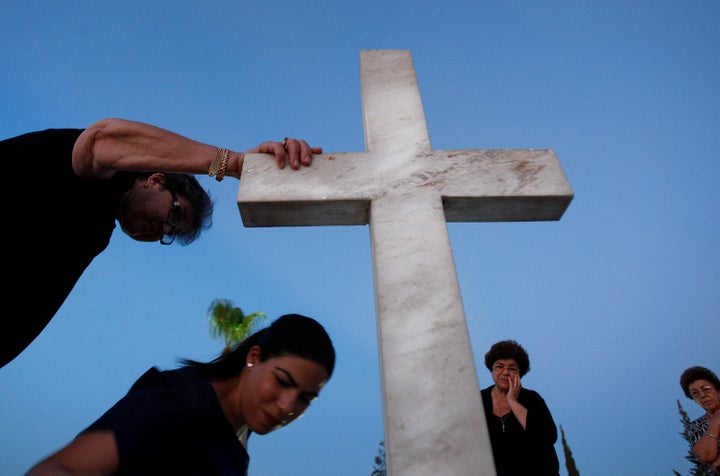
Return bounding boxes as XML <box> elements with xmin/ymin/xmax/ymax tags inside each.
<box><xmin>690</xmin><ymin>385</ymin><xmax>714</xmax><ymax>393</ymax></box>
<box><xmin>274</xmin><ymin>367</ymin><xmax>320</xmax><ymax>399</ymax></box>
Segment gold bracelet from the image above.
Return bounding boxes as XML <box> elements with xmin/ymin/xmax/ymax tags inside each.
<box><xmin>208</xmin><ymin>147</ymin><xmax>230</xmax><ymax>182</ymax></box>
<box><xmin>216</xmin><ymin>148</ymin><xmax>229</xmax><ymax>182</ymax></box>
<box><xmin>208</xmin><ymin>148</ymin><xmax>222</xmax><ymax>178</ymax></box>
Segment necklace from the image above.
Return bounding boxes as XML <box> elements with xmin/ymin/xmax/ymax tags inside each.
<box><xmin>500</xmin><ymin>414</ymin><xmax>509</xmax><ymax>432</ymax></box>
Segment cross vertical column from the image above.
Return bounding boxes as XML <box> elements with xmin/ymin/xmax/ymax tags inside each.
<box><xmin>238</xmin><ymin>49</ymin><xmax>573</xmax><ymax>475</ymax></box>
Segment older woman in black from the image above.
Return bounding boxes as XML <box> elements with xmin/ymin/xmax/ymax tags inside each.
<box><xmin>1</xmin><ymin>119</ymin><xmax>321</xmax><ymax>368</ymax></box>
<box><xmin>680</xmin><ymin>366</ymin><xmax>720</xmax><ymax>473</ymax></box>
<box><xmin>480</xmin><ymin>340</ymin><xmax>559</xmax><ymax>475</ymax></box>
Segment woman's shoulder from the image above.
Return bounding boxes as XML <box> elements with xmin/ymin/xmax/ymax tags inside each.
<box><xmin>127</xmin><ymin>367</ymin><xmax>207</xmax><ymax>399</ymax></box>
<box><xmin>519</xmin><ymin>387</ymin><xmax>548</xmax><ymax>402</ymax></box>
<box><xmin>689</xmin><ymin>414</ymin><xmax>709</xmax><ymax>429</ymax></box>
<box><xmin>121</xmin><ymin>366</ymin><xmax>221</xmax><ymax>424</ymax></box>
<box><xmin>1</xmin><ymin>127</ymin><xmax>83</xmax><ymax>146</ymax></box>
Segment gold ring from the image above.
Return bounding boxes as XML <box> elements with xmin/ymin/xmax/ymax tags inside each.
<box><xmin>281</xmin><ymin>137</ymin><xmax>289</xmax><ymax>148</ymax></box>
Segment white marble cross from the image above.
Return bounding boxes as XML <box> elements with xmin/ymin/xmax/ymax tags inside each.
<box><xmin>238</xmin><ymin>50</ymin><xmax>573</xmax><ymax>475</ymax></box>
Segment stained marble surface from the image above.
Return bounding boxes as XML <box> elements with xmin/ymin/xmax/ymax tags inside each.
<box><xmin>238</xmin><ymin>49</ymin><xmax>573</xmax><ymax>475</ymax></box>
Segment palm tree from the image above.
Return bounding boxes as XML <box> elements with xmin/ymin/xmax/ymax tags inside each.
<box><xmin>207</xmin><ymin>298</ymin><xmax>266</xmax><ymax>353</ymax></box>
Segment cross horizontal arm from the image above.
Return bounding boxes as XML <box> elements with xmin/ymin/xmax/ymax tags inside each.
<box><xmin>238</xmin><ymin>146</ymin><xmax>572</xmax><ymax>226</ymax></box>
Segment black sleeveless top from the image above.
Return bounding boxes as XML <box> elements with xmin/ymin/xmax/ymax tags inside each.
<box><xmin>0</xmin><ymin>128</ymin><xmax>134</xmax><ymax>367</ymax></box>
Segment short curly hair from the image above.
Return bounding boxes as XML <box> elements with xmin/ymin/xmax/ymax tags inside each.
<box><xmin>484</xmin><ymin>340</ymin><xmax>530</xmax><ymax>377</ymax></box>
<box><xmin>679</xmin><ymin>366</ymin><xmax>720</xmax><ymax>399</ymax></box>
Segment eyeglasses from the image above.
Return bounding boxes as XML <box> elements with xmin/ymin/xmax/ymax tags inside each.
<box><xmin>690</xmin><ymin>385</ymin><xmax>716</xmax><ymax>399</ymax></box>
<box><xmin>160</xmin><ymin>191</ymin><xmax>183</xmax><ymax>245</ymax></box>
<box><xmin>492</xmin><ymin>363</ymin><xmax>519</xmax><ymax>374</ymax></box>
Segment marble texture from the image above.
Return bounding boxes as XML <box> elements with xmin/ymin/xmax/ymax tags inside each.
<box><xmin>238</xmin><ymin>49</ymin><xmax>573</xmax><ymax>475</ymax></box>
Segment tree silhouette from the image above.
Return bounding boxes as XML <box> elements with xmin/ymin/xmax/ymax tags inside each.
<box><xmin>673</xmin><ymin>399</ymin><xmax>715</xmax><ymax>476</ymax></box>
<box><xmin>371</xmin><ymin>440</ymin><xmax>386</xmax><ymax>476</ymax></box>
<box><xmin>560</xmin><ymin>424</ymin><xmax>580</xmax><ymax>476</ymax></box>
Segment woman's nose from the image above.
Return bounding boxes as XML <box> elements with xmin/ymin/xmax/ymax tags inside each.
<box><xmin>277</xmin><ymin>394</ymin><xmax>297</xmax><ymax>415</ymax></box>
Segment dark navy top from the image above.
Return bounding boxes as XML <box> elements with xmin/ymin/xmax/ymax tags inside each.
<box><xmin>85</xmin><ymin>366</ymin><xmax>250</xmax><ymax>475</ymax></box>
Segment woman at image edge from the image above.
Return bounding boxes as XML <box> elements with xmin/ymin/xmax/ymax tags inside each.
<box><xmin>679</xmin><ymin>366</ymin><xmax>720</xmax><ymax>474</ymax></box>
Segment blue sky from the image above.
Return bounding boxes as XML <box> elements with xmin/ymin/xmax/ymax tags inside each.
<box><xmin>1</xmin><ymin>1</ymin><xmax>719</xmax><ymax>475</ymax></box>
